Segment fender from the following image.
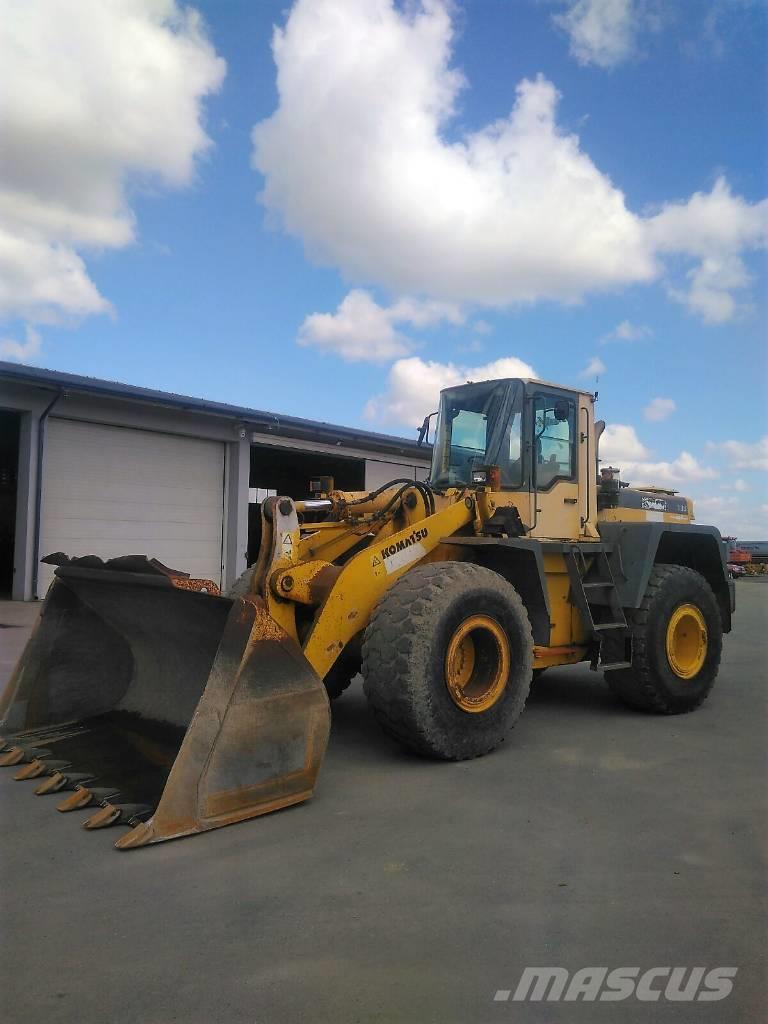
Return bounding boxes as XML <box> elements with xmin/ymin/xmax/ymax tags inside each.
<box><xmin>597</xmin><ymin>522</ymin><xmax>733</xmax><ymax>632</ymax></box>
<box><xmin>440</xmin><ymin>537</ymin><xmax>551</xmax><ymax>645</ymax></box>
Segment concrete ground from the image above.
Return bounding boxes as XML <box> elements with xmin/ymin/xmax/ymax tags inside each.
<box><xmin>1</xmin><ymin>584</ymin><xmax>766</xmax><ymax>1024</ymax></box>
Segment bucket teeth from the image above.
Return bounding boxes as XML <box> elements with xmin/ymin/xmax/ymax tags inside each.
<box><xmin>57</xmin><ymin>786</ymin><xmax>118</xmax><ymax>813</ymax></box>
<box><xmin>14</xmin><ymin>758</ymin><xmax>55</xmax><ymax>780</ymax></box>
<box><xmin>83</xmin><ymin>803</ymin><xmax>122</xmax><ymax>830</ymax></box>
<box><xmin>83</xmin><ymin>802</ymin><xmax>152</xmax><ymax>830</ymax></box>
<box><xmin>34</xmin><ymin>771</ymin><xmax>69</xmax><ymax>795</ymax></box>
<box><xmin>0</xmin><ymin>745</ymin><xmax>50</xmax><ymax>767</ymax></box>
<box><xmin>35</xmin><ymin>771</ymin><xmax>94</xmax><ymax>795</ymax></box>
<box><xmin>0</xmin><ymin>747</ymin><xmax>27</xmax><ymax>767</ymax></box>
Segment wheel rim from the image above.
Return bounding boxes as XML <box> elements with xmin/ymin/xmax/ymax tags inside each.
<box><xmin>444</xmin><ymin>615</ymin><xmax>510</xmax><ymax>713</ymax></box>
<box><xmin>665</xmin><ymin>603</ymin><xmax>708</xmax><ymax>679</ymax></box>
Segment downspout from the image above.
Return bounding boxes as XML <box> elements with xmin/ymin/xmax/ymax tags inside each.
<box><xmin>32</xmin><ymin>390</ymin><xmax>63</xmax><ymax>599</ymax></box>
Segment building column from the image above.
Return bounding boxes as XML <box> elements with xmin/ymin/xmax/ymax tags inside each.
<box><xmin>223</xmin><ymin>435</ymin><xmax>250</xmax><ymax>590</ymax></box>
<box><xmin>12</xmin><ymin>412</ymin><xmax>37</xmax><ymax>601</ymax></box>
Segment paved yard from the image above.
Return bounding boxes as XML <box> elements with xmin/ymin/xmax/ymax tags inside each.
<box><xmin>1</xmin><ymin>583</ymin><xmax>766</xmax><ymax>1023</ymax></box>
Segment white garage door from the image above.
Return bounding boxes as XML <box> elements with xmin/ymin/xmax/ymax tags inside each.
<box><xmin>39</xmin><ymin>419</ymin><xmax>225</xmax><ymax>594</ymax></box>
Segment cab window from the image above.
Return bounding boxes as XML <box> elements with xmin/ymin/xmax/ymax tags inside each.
<box><xmin>533</xmin><ymin>395</ymin><xmax>576</xmax><ymax>489</ymax></box>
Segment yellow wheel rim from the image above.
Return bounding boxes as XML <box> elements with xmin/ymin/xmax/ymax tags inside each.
<box><xmin>444</xmin><ymin>614</ymin><xmax>510</xmax><ymax>713</ymax></box>
<box><xmin>665</xmin><ymin>603</ymin><xmax>708</xmax><ymax>679</ymax></box>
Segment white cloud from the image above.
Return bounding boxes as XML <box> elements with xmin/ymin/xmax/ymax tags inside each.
<box><xmin>644</xmin><ymin>397</ymin><xmax>676</xmax><ymax>421</ymax></box>
<box><xmin>706</xmin><ymin>437</ymin><xmax>768</xmax><ymax>471</ymax></box>
<box><xmin>253</xmin><ymin>2</ymin><xmax>765</xmax><ymax>325</ymax></box>
<box><xmin>600</xmin><ymin>319</ymin><xmax>652</xmax><ymax>343</ymax></box>
<box><xmin>599</xmin><ymin>423</ymin><xmax>651</xmax><ymax>463</ymax></box>
<box><xmin>298</xmin><ymin>289</ymin><xmax>463</xmax><ymax>362</ymax></box>
<box><xmin>253</xmin><ymin>0</ymin><xmax>655</xmax><ymax>309</ymax></box>
<box><xmin>731</xmin><ymin>479</ymin><xmax>750</xmax><ymax>493</ymax></box>
<box><xmin>365</xmin><ymin>355</ymin><xmax>535</xmax><ymax>428</ymax></box>
<box><xmin>0</xmin><ymin>0</ymin><xmax>225</xmax><ymax>327</ymax></box>
<box><xmin>0</xmin><ymin>324</ymin><xmax>41</xmax><ymax>362</ymax></box>
<box><xmin>601</xmin><ymin>422</ymin><xmax>718</xmax><ymax>485</ymax></box>
<box><xmin>473</xmin><ymin>320</ymin><xmax>493</xmax><ymax>336</ymax></box>
<box><xmin>621</xmin><ymin>451</ymin><xmax>718</xmax><ymax>485</ymax></box>
<box><xmin>692</xmin><ymin>495</ymin><xmax>767</xmax><ymax>539</ymax></box>
<box><xmin>647</xmin><ymin>177</ymin><xmax>768</xmax><ymax>323</ymax></box>
<box><xmin>554</xmin><ymin>0</ymin><xmax>637</xmax><ymax>69</ymax></box>
<box><xmin>580</xmin><ymin>356</ymin><xmax>606</xmax><ymax>377</ymax></box>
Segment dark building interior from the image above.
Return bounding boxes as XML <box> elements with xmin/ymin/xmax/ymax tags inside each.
<box><xmin>247</xmin><ymin>444</ymin><xmax>366</xmax><ymax>566</ymax></box>
<box><xmin>0</xmin><ymin>410</ymin><xmax>20</xmax><ymax>596</ymax></box>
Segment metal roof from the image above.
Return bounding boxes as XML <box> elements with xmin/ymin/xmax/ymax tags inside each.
<box><xmin>0</xmin><ymin>361</ymin><xmax>430</xmax><ymax>459</ymax></box>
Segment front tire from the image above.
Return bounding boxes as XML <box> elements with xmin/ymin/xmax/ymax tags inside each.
<box><xmin>362</xmin><ymin>562</ymin><xmax>533</xmax><ymax>759</ymax></box>
<box><xmin>605</xmin><ymin>564</ymin><xmax>722</xmax><ymax>714</ymax></box>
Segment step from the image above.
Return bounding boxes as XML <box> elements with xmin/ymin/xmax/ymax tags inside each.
<box><xmin>600</xmin><ymin>661</ymin><xmax>632</xmax><ymax>671</ymax></box>
<box><xmin>593</xmin><ymin>622</ymin><xmax>627</xmax><ymax>632</ymax></box>
<box><xmin>583</xmin><ymin>580</ymin><xmax>614</xmax><ymax>590</ymax></box>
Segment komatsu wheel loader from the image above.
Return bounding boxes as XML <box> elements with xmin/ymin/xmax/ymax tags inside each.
<box><xmin>0</xmin><ymin>376</ymin><xmax>734</xmax><ymax>848</ymax></box>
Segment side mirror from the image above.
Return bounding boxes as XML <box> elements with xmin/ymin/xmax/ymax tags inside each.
<box><xmin>554</xmin><ymin>399</ymin><xmax>569</xmax><ymax>423</ymax></box>
<box><xmin>417</xmin><ymin>411</ymin><xmax>438</xmax><ymax>447</ymax></box>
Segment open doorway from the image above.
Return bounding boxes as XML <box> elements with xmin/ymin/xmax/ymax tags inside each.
<box><xmin>248</xmin><ymin>444</ymin><xmax>366</xmax><ymax>565</ymax></box>
<box><xmin>0</xmin><ymin>411</ymin><xmax>21</xmax><ymax>597</ymax></box>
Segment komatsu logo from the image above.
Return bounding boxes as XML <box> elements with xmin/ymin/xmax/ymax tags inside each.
<box><xmin>373</xmin><ymin>528</ymin><xmax>429</xmax><ymax>576</ymax></box>
<box><xmin>642</xmin><ymin>497</ymin><xmax>667</xmax><ymax>512</ymax></box>
<box><xmin>380</xmin><ymin>528</ymin><xmax>428</xmax><ymax>559</ymax></box>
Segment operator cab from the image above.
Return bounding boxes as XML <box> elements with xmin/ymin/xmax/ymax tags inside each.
<box><xmin>428</xmin><ymin>378</ymin><xmax>580</xmax><ymax>493</ymax></box>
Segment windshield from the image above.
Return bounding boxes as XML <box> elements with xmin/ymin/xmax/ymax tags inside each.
<box><xmin>429</xmin><ymin>380</ymin><xmax>523</xmax><ymax>488</ymax></box>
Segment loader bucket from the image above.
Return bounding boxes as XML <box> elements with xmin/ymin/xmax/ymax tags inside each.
<box><xmin>0</xmin><ymin>560</ymin><xmax>330</xmax><ymax>849</ymax></box>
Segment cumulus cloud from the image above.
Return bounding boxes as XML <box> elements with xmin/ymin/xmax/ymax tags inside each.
<box><xmin>365</xmin><ymin>355</ymin><xmax>535</xmax><ymax>428</ymax></box>
<box><xmin>644</xmin><ymin>396</ymin><xmax>676</xmax><ymax>421</ymax></box>
<box><xmin>298</xmin><ymin>289</ymin><xmax>463</xmax><ymax>362</ymax></box>
<box><xmin>253</xmin><ymin>0</ymin><xmax>655</xmax><ymax>308</ymax></box>
<box><xmin>554</xmin><ymin>0</ymin><xmax>637</xmax><ymax>69</ymax></box>
<box><xmin>600</xmin><ymin>422</ymin><xmax>716</xmax><ymax>485</ymax></box>
<box><xmin>647</xmin><ymin>177</ymin><xmax>768</xmax><ymax>322</ymax></box>
<box><xmin>600</xmin><ymin>319</ymin><xmax>652</xmax><ymax>343</ymax></box>
<box><xmin>622</xmin><ymin>451</ymin><xmax>718</xmax><ymax>485</ymax></box>
<box><xmin>580</xmin><ymin>355</ymin><xmax>606</xmax><ymax>377</ymax></box>
<box><xmin>599</xmin><ymin>423</ymin><xmax>651</xmax><ymax>463</ymax></box>
<box><xmin>253</xmin><ymin>1</ymin><xmax>764</xmax><ymax>325</ymax></box>
<box><xmin>0</xmin><ymin>324</ymin><xmax>41</xmax><ymax>362</ymax></box>
<box><xmin>706</xmin><ymin>437</ymin><xmax>768</xmax><ymax>471</ymax></box>
<box><xmin>0</xmin><ymin>0</ymin><xmax>225</xmax><ymax>328</ymax></box>
<box><xmin>692</xmin><ymin>495</ymin><xmax>767</xmax><ymax>539</ymax></box>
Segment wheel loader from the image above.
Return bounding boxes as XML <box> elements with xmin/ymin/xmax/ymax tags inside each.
<box><xmin>0</xmin><ymin>376</ymin><xmax>734</xmax><ymax>848</ymax></box>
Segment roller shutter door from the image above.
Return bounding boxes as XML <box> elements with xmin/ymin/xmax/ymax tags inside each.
<box><xmin>39</xmin><ymin>419</ymin><xmax>225</xmax><ymax>594</ymax></box>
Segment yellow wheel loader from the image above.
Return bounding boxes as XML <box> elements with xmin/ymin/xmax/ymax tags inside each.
<box><xmin>0</xmin><ymin>377</ymin><xmax>734</xmax><ymax>848</ymax></box>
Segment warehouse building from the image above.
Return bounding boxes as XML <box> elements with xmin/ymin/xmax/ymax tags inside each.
<box><xmin>0</xmin><ymin>362</ymin><xmax>430</xmax><ymax>601</ymax></box>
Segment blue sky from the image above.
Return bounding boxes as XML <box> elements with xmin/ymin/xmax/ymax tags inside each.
<box><xmin>1</xmin><ymin>0</ymin><xmax>766</xmax><ymax>535</ymax></box>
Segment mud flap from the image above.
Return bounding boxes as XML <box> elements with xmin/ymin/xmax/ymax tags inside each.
<box><xmin>0</xmin><ymin>564</ymin><xmax>330</xmax><ymax>849</ymax></box>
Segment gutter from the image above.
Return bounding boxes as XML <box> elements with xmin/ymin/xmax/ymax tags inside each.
<box><xmin>32</xmin><ymin>390</ymin><xmax>63</xmax><ymax>599</ymax></box>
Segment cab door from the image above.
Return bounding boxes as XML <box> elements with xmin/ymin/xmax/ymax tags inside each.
<box><xmin>527</xmin><ymin>391</ymin><xmax>582</xmax><ymax>540</ymax></box>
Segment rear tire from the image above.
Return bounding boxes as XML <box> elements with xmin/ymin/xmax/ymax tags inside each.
<box><xmin>362</xmin><ymin>562</ymin><xmax>533</xmax><ymax>759</ymax></box>
<box><xmin>323</xmin><ymin>647</ymin><xmax>360</xmax><ymax>701</ymax></box>
<box><xmin>605</xmin><ymin>564</ymin><xmax>722</xmax><ymax>714</ymax></box>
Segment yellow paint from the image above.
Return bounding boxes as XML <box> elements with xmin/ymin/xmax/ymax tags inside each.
<box><xmin>444</xmin><ymin>614</ymin><xmax>510</xmax><ymax>713</ymax></box>
<box><xmin>598</xmin><ymin>508</ymin><xmax>693</xmax><ymax>525</ymax></box>
<box><xmin>251</xmin><ymin>384</ymin><xmax>700</xmax><ymax>682</ymax></box>
<box><xmin>302</xmin><ymin>498</ymin><xmax>475</xmax><ymax>679</ymax></box>
<box><xmin>665</xmin><ymin>603</ymin><xmax>707</xmax><ymax>678</ymax></box>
